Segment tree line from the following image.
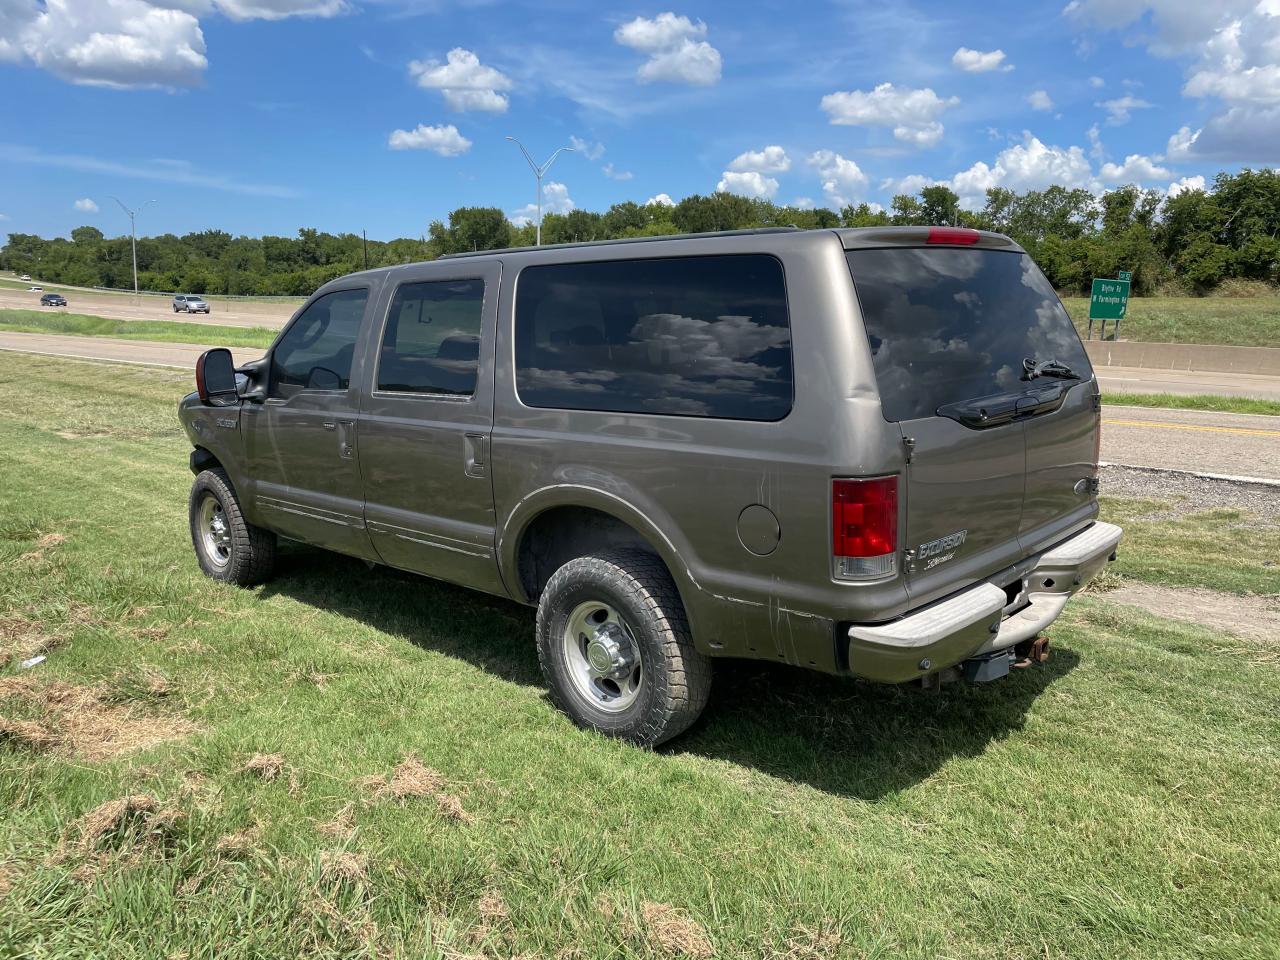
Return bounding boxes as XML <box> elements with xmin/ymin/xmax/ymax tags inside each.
<box><xmin>3</xmin><ymin>168</ymin><xmax>1277</xmax><ymax>297</ymax></box>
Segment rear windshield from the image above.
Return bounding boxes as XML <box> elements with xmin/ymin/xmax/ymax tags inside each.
<box><xmin>846</xmin><ymin>248</ymin><xmax>1091</xmax><ymax>422</ymax></box>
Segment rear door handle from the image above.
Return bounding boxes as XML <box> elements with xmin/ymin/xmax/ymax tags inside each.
<box><xmin>337</xmin><ymin>420</ymin><xmax>355</xmax><ymax>459</ymax></box>
<box><xmin>463</xmin><ymin>432</ymin><xmax>489</xmax><ymax>479</ymax></box>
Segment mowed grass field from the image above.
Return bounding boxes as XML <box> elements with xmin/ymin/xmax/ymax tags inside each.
<box><xmin>0</xmin><ymin>309</ymin><xmax>276</xmax><ymax>350</ymax></box>
<box><xmin>1061</xmin><ymin>295</ymin><xmax>1280</xmax><ymax>347</ymax></box>
<box><xmin>1</xmin><ymin>354</ymin><xmax>1278</xmax><ymax>959</ymax></box>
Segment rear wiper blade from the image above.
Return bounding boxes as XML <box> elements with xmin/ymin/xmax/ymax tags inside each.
<box><xmin>1022</xmin><ymin>357</ymin><xmax>1080</xmax><ymax>381</ymax></box>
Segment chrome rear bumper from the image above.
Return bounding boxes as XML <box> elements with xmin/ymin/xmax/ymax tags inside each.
<box><xmin>847</xmin><ymin>521</ymin><xmax>1123</xmax><ymax>682</ymax></box>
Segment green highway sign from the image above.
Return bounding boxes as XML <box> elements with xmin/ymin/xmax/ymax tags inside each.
<box><xmin>1117</xmin><ymin>270</ymin><xmax>1133</xmax><ymax>282</ymax></box>
<box><xmin>1089</xmin><ymin>277</ymin><xmax>1130</xmax><ymax>320</ymax></box>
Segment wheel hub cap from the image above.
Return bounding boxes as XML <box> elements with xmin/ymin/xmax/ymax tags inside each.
<box><xmin>586</xmin><ymin>622</ymin><xmax>634</xmax><ymax>680</ymax></box>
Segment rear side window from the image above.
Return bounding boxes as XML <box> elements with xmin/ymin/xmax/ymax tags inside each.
<box><xmin>514</xmin><ymin>255</ymin><xmax>792</xmax><ymax>420</ymax></box>
<box><xmin>378</xmin><ymin>279</ymin><xmax>484</xmax><ymax>396</ymax></box>
<box><xmin>847</xmin><ymin>248</ymin><xmax>1092</xmax><ymax>422</ymax></box>
<box><xmin>270</xmin><ymin>287</ymin><xmax>368</xmax><ymax>399</ymax></box>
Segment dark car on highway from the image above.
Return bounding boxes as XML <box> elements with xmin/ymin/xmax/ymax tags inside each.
<box><xmin>39</xmin><ymin>293</ymin><xmax>67</xmax><ymax>307</ymax></box>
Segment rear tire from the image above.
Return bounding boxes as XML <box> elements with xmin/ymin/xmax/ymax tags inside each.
<box><xmin>536</xmin><ymin>549</ymin><xmax>711</xmax><ymax>747</ymax></box>
<box><xmin>189</xmin><ymin>468</ymin><xmax>276</xmax><ymax>586</ymax></box>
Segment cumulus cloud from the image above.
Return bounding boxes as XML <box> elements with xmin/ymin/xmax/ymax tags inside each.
<box><xmin>726</xmin><ymin>145</ymin><xmax>791</xmax><ymax>174</ymax></box>
<box><xmin>1097</xmin><ymin>94</ymin><xmax>1153</xmax><ymax>124</ymax></box>
<box><xmin>820</xmin><ymin>82</ymin><xmax>959</xmax><ymax>148</ymax></box>
<box><xmin>614</xmin><ymin>12</ymin><xmax>722</xmax><ymax>86</ymax></box>
<box><xmin>73</xmin><ymin>197</ymin><xmax>99</xmax><ymax>212</ymax></box>
<box><xmin>808</xmin><ymin>149</ymin><xmax>868</xmax><ymax>207</ymax></box>
<box><xmin>952</xmin><ymin>47</ymin><xmax>1012</xmax><ymax>72</ymax></box>
<box><xmin>646</xmin><ymin>193</ymin><xmax>676</xmax><ymax>206</ymax></box>
<box><xmin>170</xmin><ymin>0</ymin><xmax>348</xmax><ymax>20</ymax></box>
<box><xmin>1165</xmin><ymin>124</ymin><xmax>1201</xmax><ymax>160</ymax></box>
<box><xmin>1166</xmin><ymin>174</ymin><xmax>1207</xmax><ymax>197</ymax></box>
<box><xmin>1066</xmin><ymin>0</ymin><xmax>1280</xmax><ymax>161</ymax></box>
<box><xmin>1098</xmin><ymin>153</ymin><xmax>1172</xmax><ymax>183</ymax></box>
<box><xmin>947</xmin><ymin>132</ymin><xmax>1095</xmax><ymax>208</ymax></box>
<box><xmin>1027</xmin><ymin>89</ymin><xmax>1054</xmax><ymax>111</ymax></box>
<box><xmin>716</xmin><ymin>170</ymin><xmax>779</xmax><ymax>199</ymax></box>
<box><xmin>409</xmin><ymin>48</ymin><xmax>513</xmax><ymax>112</ymax></box>
<box><xmin>602</xmin><ymin>162</ymin><xmax>633</xmax><ymax>181</ymax></box>
<box><xmin>790</xmin><ymin>197</ymin><xmax>815</xmax><ymax>209</ymax></box>
<box><xmin>1089</xmin><ymin>75</ymin><xmax>1105</xmax><ymax>88</ymax></box>
<box><xmin>386</xmin><ymin>123</ymin><xmax>471</xmax><ymax>156</ymax></box>
<box><xmin>881</xmin><ymin>173</ymin><xmax>936</xmax><ymax>196</ymax></box>
<box><xmin>510</xmin><ymin>180</ymin><xmax>573</xmax><ymax>225</ymax></box>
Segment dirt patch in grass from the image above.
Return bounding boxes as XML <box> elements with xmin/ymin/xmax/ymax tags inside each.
<box><xmin>356</xmin><ymin>753</ymin><xmax>474</xmax><ymax>824</ymax></box>
<box><xmin>1104</xmin><ymin>583</ymin><xmax>1280</xmax><ymax>645</ymax></box>
<box><xmin>0</xmin><ymin>676</ymin><xmax>197</xmax><ymax>760</ymax></box>
<box><xmin>634</xmin><ymin>901</ymin><xmax>714</xmax><ymax>959</ymax></box>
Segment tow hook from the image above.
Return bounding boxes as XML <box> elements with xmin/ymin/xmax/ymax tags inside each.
<box><xmin>1012</xmin><ymin>635</ymin><xmax>1051</xmax><ymax>668</ymax></box>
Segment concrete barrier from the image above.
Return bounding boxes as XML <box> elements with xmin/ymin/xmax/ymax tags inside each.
<box><xmin>1084</xmin><ymin>340</ymin><xmax>1280</xmax><ymax>376</ymax></box>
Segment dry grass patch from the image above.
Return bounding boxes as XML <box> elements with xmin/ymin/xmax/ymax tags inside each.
<box><xmin>241</xmin><ymin>752</ymin><xmax>287</xmax><ymax>781</ymax></box>
<box><xmin>67</xmin><ymin>794</ymin><xmax>186</xmax><ymax>855</ymax></box>
<box><xmin>316</xmin><ymin>803</ymin><xmax>356</xmax><ymax>839</ymax></box>
<box><xmin>319</xmin><ymin>849</ymin><xmax>369</xmax><ymax>886</ymax></box>
<box><xmin>634</xmin><ymin>901</ymin><xmax>715</xmax><ymax>959</ymax></box>
<box><xmin>15</xmin><ymin>532</ymin><xmax>67</xmax><ymax>564</ymax></box>
<box><xmin>214</xmin><ymin>824</ymin><xmax>264</xmax><ymax>859</ymax></box>
<box><xmin>0</xmin><ymin>675</ymin><xmax>197</xmax><ymax>761</ymax></box>
<box><xmin>356</xmin><ymin>752</ymin><xmax>474</xmax><ymax>824</ymax></box>
<box><xmin>0</xmin><ymin>613</ymin><xmax>53</xmax><ymax>664</ymax></box>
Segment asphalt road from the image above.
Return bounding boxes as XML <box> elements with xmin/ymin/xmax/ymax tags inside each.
<box><xmin>0</xmin><ymin>287</ymin><xmax>293</xmax><ymax>330</ymax></box>
<box><xmin>2</xmin><ymin>333</ymin><xmax>1277</xmax><ymax>481</ymax></box>
<box><xmin>1102</xmin><ymin>405</ymin><xmax>1280</xmax><ymax>481</ymax></box>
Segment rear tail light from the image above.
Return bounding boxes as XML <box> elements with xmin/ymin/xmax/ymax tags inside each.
<box><xmin>832</xmin><ymin>476</ymin><xmax>898</xmax><ymax>581</ymax></box>
<box><xmin>926</xmin><ymin>227</ymin><xmax>980</xmax><ymax>245</ymax></box>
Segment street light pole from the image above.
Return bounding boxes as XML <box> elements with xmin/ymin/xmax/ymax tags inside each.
<box><xmin>108</xmin><ymin>196</ymin><xmax>157</xmax><ymax>296</ymax></box>
<box><xmin>504</xmin><ymin>137</ymin><xmax>575</xmax><ymax>246</ymax></box>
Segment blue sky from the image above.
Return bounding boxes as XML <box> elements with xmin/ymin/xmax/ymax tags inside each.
<box><xmin>2</xmin><ymin>0</ymin><xmax>1277</xmax><ymax>241</ymax></box>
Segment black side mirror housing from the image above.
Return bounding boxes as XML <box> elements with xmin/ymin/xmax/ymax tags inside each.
<box><xmin>196</xmin><ymin>348</ymin><xmax>239</xmax><ymax>406</ymax></box>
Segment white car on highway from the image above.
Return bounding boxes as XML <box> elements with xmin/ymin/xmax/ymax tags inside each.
<box><xmin>173</xmin><ymin>294</ymin><xmax>211</xmax><ymax>314</ymax></box>
<box><xmin>19</xmin><ymin>274</ymin><xmax>32</xmax><ymax>282</ymax></box>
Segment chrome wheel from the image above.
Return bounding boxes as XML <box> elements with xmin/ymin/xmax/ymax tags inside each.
<box><xmin>561</xmin><ymin>601</ymin><xmax>643</xmax><ymax>713</ymax></box>
<box><xmin>198</xmin><ymin>494</ymin><xmax>232</xmax><ymax>568</ymax></box>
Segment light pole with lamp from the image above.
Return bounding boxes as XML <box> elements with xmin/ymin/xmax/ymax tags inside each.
<box><xmin>108</xmin><ymin>196</ymin><xmax>157</xmax><ymax>297</ymax></box>
<box><xmin>504</xmin><ymin>137</ymin><xmax>574</xmax><ymax>246</ymax></box>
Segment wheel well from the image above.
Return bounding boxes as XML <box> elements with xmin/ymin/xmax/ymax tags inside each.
<box><xmin>516</xmin><ymin>506</ymin><xmax>662</xmax><ymax>601</ymax></box>
<box><xmin>190</xmin><ymin>446</ymin><xmax>222</xmax><ymax>475</ymax></box>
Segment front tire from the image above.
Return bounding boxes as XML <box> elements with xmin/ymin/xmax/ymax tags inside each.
<box><xmin>536</xmin><ymin>550</ymin><xmax>711</xmax><ymax>747</ymax></box>
<box><xmin>189</xmin><ymin>468</ymin><xmax>276</xmax><ymax>586</ymax></box>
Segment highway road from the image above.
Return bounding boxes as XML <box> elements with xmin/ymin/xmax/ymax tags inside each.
<box><xmin>0</xmin><ymin>287</ymin><xmax>293</xmax><ymax>330</ymax></box>
<box><xmin>1</xmin><ymin>333</ymin><xmax>1276</xmax><ymax>481</ymax></box>
<box><xmin>1094</xmin><ymin>365</ymin><xmax>1280</xmax><ymax>401</ymax></box>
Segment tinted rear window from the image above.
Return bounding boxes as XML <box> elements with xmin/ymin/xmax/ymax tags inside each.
<box><xmin>514</xmin><ymin>255</ymin><xmax>792</xmax><ymax>420</ymax></box>
<box><xmin>847</xmin><ymin>248</ymin><xmax>1092</xmax><ymax>422</ymax></box>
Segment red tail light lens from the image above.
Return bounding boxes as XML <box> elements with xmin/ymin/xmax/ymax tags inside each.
<box><xmin>926</xmin><ymin>227</ymin><xmax>980</xmax><ymax>245</ymax></box>
<box><xmin>832</xmin><ymin>477</ymin><xmax>898</xmax><ymax>559</ymax></box>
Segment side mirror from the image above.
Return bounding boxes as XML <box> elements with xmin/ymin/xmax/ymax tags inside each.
<box><xmin>196</xmin><ymin>348</ymin><xmax>239</xmax><ymax>406</ymax></box>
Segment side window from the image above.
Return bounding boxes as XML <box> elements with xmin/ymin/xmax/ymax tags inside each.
<box><xmin>377</xmin><ymin>279</ymin><xmax>484</xmax><ymax>396</ymax></box>
<box><xmin>514</xmin><ymin>254</ymin><xmax>792</xmax><ymax>421</ymax></box>
<box><xmin>269</xmin><ymin>288</ymin><xmax>368</xmax><ymax>400</ymax></box>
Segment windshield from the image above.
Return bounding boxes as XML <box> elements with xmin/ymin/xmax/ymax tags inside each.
<box><xmin>846</xmin><ymin>247</ymin><xmax>1092</xmax><ymax>422</ymax></box>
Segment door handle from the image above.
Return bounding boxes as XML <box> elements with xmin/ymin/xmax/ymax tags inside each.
<box><xmin>463</xmin><ymin>433</ymin><xmax>489</xmax><ymax>479</ymax></box>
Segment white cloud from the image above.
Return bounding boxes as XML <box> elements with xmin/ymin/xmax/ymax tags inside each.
<box><xmin>602</xmin><ymin>162</ymin><xmax>633</xmax><ymax>181</ymax></box>
<box><xmin>1097</xmin><ymin>94</ymin><xmax>1153</xmax><ymax>124</ymax></box>
<box><xmin>947</xmin><ymin>132</ymin><xmax>1096</xmax><ymax>208</ymax></box>
<box><xmin>807</xmin><ymin>149</ymin><xmax>868</xmax><ymax>207</ymax></box>
<box><xmin>716</xmin><ymin>170</ymin><xmax>779</xmax><ymax>199</ymax></box>
<box><xmin>73</xmin><ymin>197</ymin><xmax>99</xmax><ymax>212</ymax></box>
<box><xmin>510</xmin><ymin>180</ymin><xmax>574</xmax><ymax>225</ymax></box>
<box><xmin>170</xmin><ymin>0</ymin><xmax>347</xmax><ymax>19</ymax></box>
<box><xmin>881</xmin><ymin>173</ymin><xmax>935</xmax><ymax>196</ymax></box>
<box><xmin>409</xmin><ymin>48</ymin><xmax>513</xmax><ymax>113</ymax></box>
<box><xmin>569</xmin><ymin>136</ymin><xmax>605</xmax><ymax>161</ymax></box>
<box><xmin>1166</xmin><ymin>174</ymin><xmax>1207</xmax><ymax>197</ymax></box>
<box><xmin>725</xmin><ymin>145</ymin><xmax>790</xmax><ymax>174</ymax></box>
<box><xmin>790</xmin><ymin>197</ymin><xmax>815</xmax><ymax>209</ymax></box>
<box><xmin>1165</xmin><ymin>124</ymin><xmax>1201</xmax><ymax>160</ymax></box>
<box><xmin>614</xmin><ymin>12</ymin><xmax>721</xmax><ymax>86</ymax></box>
<box><xmin>1087</xmin><ymin>123</ymin><xmax>1105</xmax><ymax>161</ymax></box>
<box><xmin>3</xmin><ymin>0</ymin><xmax>207</xmax><ymax>88</ymax></box>
<box><xmin>386</xmin><ymin>123</ymin><xmax>471</xmax><ymax>156</ymax></box>
<box><xmin>0</xmin><ymin>213</ymin><xmax>9</xmax><ymax>221</ymax></box>
<box><xmin>1089</xmin><ymin>75</ymin><xmax>1105</xmax><ymax>88</ymax></box>
<box><xmin>1028</xmin><ymin>89</ymin><xmax>1054</xmax><ymax>111</ymax></box>
<box><xmin>646</xmin><ymin>193</ymin><xmax>676</xmax><ymax>206</ymax></box>
<box><xmin>952</xmin><ymin>47</ymin><xmax>1012</xmax><ymax>72</ymax></box>
<box><xmin>1098</xmin><ymin>153</ymin><xmax>1172</xmax><ymax>183</ymax></box>
<box><xmin>820</xmin><ymin>82</ymin><xmax>959</xmax><ymax>148</ymax></box>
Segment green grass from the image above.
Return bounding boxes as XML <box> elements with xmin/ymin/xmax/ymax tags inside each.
<box><xmin>0</xmin><ymin>274</ymin><xmax>303</xmax><ymax>305</ymax></box>
<box><xmin>1103</xmin><ymin>392</ymin><xmax>1280</xmax><ymax>416</ymax></box>
<box><xmin>1</xmin><ymin>353</ymin><xmax>1278</xmax><ymax>958</ymax></box>
<box><xmin>1062</xmin><ymin>295</ymin><xmax>1280</xmax><ymax>347</ymax></box>
<box><xmin>0</xmin><ymin>309</ymin><xmax>276</xmax><ymax>350</ymax></box>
